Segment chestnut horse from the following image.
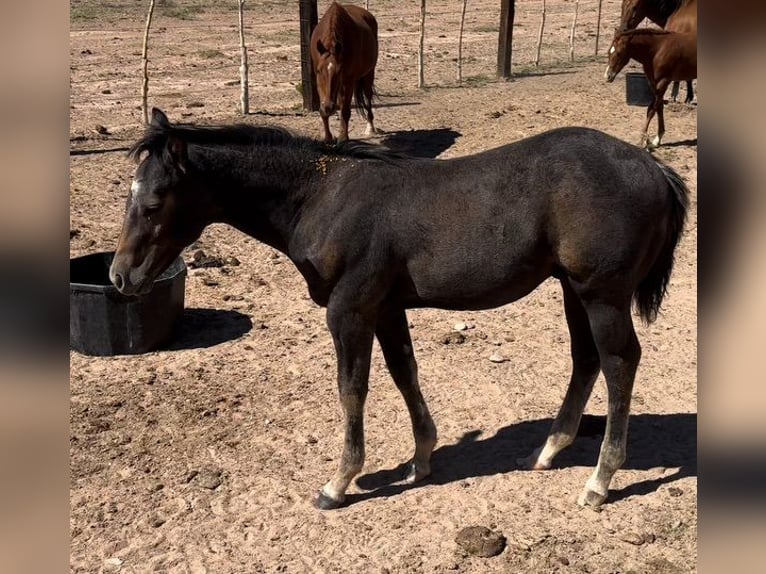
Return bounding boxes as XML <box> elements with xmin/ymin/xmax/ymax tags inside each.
<box><xmin>606</xmin><ymin>29</ymin><xmax>697</xmax><ymax>148</ymax></box>
<box><xmin>310</xmin><ymin>2</ymin><xmax>379</xmax><ymax>143</ymax></box>
<box><xmin>111</xmin><ymin>109</ymin><xmax>688</xmax><ymax>511</ymax></box>
<box><xmin>619</xmin><ymin>0</ymin><xmax>697</xmax><ymax>102</ymax></box>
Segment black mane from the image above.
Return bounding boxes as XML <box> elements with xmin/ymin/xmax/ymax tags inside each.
<box><xmin>128</xmin><ymin>122</ymin><xmax>405</xmax><ymax>164</ymax></box>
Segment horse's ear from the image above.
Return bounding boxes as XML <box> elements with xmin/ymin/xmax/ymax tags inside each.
<box><xmin>316</xmin><ymin>39</ymin><xmax>327</xmax><ymax>55</ymax></box>
<box><xmin>166</xmin><ymin>136</ymin><xmax>188</xmax><ymax>173</ymax></box>
<box><xmin>151</xmin><ymin>108</ymin><xmax>171</xmax><ymax>128</ymax></box>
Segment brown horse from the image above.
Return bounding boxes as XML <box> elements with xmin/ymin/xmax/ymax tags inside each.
<box><xmin>605</xmin><ymin>28</ymin><xmax>697</xmax><ymax>148</ymax></box>
<box><xmin>310</xmin><ymin>2</ymin><xmax>379</xmax><ymax>143</ymax></box>
<box><xmin>619</xmin><ymin>0</ymin><xmax>697</xmax><ymax>102</ymax></box>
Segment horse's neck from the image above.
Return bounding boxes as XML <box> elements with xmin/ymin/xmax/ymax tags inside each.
<box><xmin>199</xmin><ymin>146</ymin><xmax>317</xmax><ymax>253</ymax></box>
<box><xmin>626</xmin><ymin>33</ymin><xmax>665</xmax><ymax>66</ymax></box>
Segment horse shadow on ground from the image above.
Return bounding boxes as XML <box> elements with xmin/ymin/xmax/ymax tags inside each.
<box><xmin>167</xmin><ymin>308</ymin><xmax>252</xmax><ymax>350</ymax></box>
<box><xmin>379</xmin><ymin>128</ymin><xmax>461</xmax><ymax>158</ymax></box>
<box><xmin>352</xmin><ymin>412</ymin><xmax>696</xmax><ymax>505</ymax></box>
<box><xmin>512</xmin><ymin>68</ymin><xmax>578</xmax><ymax>79</ymax></box>
<box><xmin>661</xmin><ymin>138</ymin><xmax>697</xmax><ymax>148</ymax></box>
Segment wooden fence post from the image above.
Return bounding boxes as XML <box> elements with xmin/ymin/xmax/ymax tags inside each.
<box><xmin>141</xmin><ymin>0</ymin><xmax>156</xmax><ymax>125</ymax></box>
<box><xmin>299</xmin><ymin>0</ymin><xmax>319</xmax><ymax>111</ymax></box>
<box><xmin>237</xmin><ymin>0</ymin><xmax>249</xmax><ymax>115</ymax></box>
<box><xmin>497</xmin><ymin>0</ymin><xmax>515</xmax><ymax>78</ymax></box>
<box><xmin>569</xmin><ymin>0</ymin><xmax>579</xmax><ymax>62</ymax></box>
<box><xmin>595</xmin><ymin>0</ymin><xmax>603</xmax><ymax>56</ymax></box>
<box><xmin>418</xmin><ymin>0</ymin><xmax>426</xmax><ymax>88</ymax></box>
<box><xmin>457</xmin><ymin>0</ymin><xmax>468</xmax><ymax>82</ymax></box>
<box><xmin>534</xmin><ymin>0</ymin><xmax>546</xmax><ymax>67</ymax></box>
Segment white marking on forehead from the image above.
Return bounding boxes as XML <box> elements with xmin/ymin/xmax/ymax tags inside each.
<box><xmin>328</xmin><ymin>62</ymin><xmax>334</xmax><ymax>72</ymax></box>
<box><xmin>609</xmin><ymin>45</ymin><xmax>615</xmax><ymax>54</ymax></box>
<box><xmin>130</xmin><ymin>179</ymin><xmax>143</xmax><ymax>200</ymax></box>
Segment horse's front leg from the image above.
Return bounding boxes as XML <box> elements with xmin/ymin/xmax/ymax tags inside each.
<box><xmin>336</xmin><ymin>81</ymin><xmax>354</xmax><ymax>143</ymax></box>
<box><xmin>314</xmin><ymin>304</ymin><xmax>375</xmax><ymax>510</ymax></box>
<box><xmin>376</xmin><ymin>307</ymin><xmax>437</xmax><ymax>483</ymax></box>
<box><xmin>320</xmin><ymin>110</ymin><xmax>334</xmax><ymax>144</ymax></box>
<box><xmin>650</xmin><ymin>79</ymin><xmax>671</xmax><ymax>148</ymax></box>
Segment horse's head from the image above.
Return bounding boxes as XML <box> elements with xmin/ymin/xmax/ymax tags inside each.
<box><xmin>109</xmin><ymin>108</ymin><xmax>211</xmax><ymax>296</ymax></box>
<box><xmin>620</xmin><ymin>0</ymin><xmax>646</xmax><ymax>30</ymax></box>
<box><xmin>313</xmin><ymin>38</ymin><xmax>343</xmax><ymax>117</ymax></box>
<box><xmin>604</xmin><ymin>31</ymin><xmax>630</xmax><ymax>83</ymax></box>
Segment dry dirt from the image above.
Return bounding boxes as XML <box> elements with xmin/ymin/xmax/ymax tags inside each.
<box><xmin>70</xmin><ymin>1</ymin><xmax>697</xmax><ymax>572</ymax></box>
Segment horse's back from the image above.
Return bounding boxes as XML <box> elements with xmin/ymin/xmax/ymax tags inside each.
<box><xmin>363</xmin><ymin>128</ymin><xmax>673</xmax><ymax>307</ymax></box>
<box><xmin>666</xmin><ymin>0</ymin><xmax>697</xmax><ymax>34</ymax></box>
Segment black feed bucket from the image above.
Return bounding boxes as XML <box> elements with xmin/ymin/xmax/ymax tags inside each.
<box><xmin>70</xmin><ymin>252</ymin><xmax>186</xmax><ymax>356</ymax></box>
<box><xmin>625</xmin><ymin>72</ymin><xmax>654</xmax><ymax>107</ymax></box>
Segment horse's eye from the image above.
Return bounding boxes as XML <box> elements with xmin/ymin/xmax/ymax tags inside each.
<box><xmin>143</xmin><ymin>205</ymin><xmax>161</xmax><ymax>217</ymax></box>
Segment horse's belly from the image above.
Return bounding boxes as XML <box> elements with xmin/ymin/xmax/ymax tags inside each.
<box><xmin>401</xmin><ymin>254</ymin><xmax>554</xmax><ymax>311</ymax></box>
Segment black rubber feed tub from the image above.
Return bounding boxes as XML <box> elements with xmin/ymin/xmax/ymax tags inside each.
<box><xmin>625</xmin><ymin>72</ymin><xmax>654</xmax><ymax>107</ymax></box>
<box><xmin>70</xmin><ymin>252</ymin><xmax>186</xmax><ymax>356</ymax></box>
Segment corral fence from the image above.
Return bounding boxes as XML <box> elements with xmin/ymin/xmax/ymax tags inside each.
<box><xmin>69</xmin><ymin>0</ymin><xmax>623</xmax><ymax>124</ymax></box>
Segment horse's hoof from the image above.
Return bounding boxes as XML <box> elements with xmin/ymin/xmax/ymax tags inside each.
<box><xmin>313</xmin><ymin>490</ymin><xmax>344</xmax><ymax>510</ymax></box>
<box><xmin>577</xmin><ymin>487</ymin><xmax>607</xmax><ymax>509</ymax></box>
<box><xmin>517</xmin><ymin>448</ymin><xmax>550</xmax><ymax>470</ymax></box>
<box><xmin>404</xmin><ymin>460</ymin><xmax>431</xmax><ymax>484</ymax></box>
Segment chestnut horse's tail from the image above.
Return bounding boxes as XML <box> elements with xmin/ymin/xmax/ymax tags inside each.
<box><xmin>635</xmin><ymin>160</ymin><xmax>690</xmax><ymax>323</ymax></box>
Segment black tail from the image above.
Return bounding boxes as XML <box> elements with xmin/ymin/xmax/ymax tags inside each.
<box><xmin>635</xmin><ymin>161</ymin><xmax>690</xmax><ymax>323</ymax></box>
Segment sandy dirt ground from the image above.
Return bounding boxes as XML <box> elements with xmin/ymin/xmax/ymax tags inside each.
<box><xmin>70</xmin><ymin>1</ymin><xmax>697</xmax><ymax>572</ymax></box>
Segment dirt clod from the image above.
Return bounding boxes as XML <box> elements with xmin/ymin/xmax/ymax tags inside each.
<box><xmin>192</xmin><ymin>469</ymin><xmax>223</xmax><ymax>490</ymax></box>
<box><xmin>456</xmin><ymin>526</ymin><xmax>506</xmax><ymax>557</ymax></box>
<box><xmin>440</xmin><ymin>331</ymin><xmax>466</xmax><ymax>345</ymax></box>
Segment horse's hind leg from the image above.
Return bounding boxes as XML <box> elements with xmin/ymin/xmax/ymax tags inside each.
<box><xmin>360</xmin><ymin>71</ymin><xmax>378</xmax><ymax>136</ymax></box>
<box><xmin>685</xmin><ymin>80</ymin><xmax>694</xmax><ymax>104</ymax></box>
<box><xmin>576</xmin><ymin>297</ymin><xmax>640</xmax><ymax>508</ymax></box>
<box><xmin>314</xmin><ymin>303</ymin><xmax>376</xmax><ymax>510</ymax></box>
<box><xmin>376</xmin><ymin>307</ymin><xmax>437</xmax><ymax>483</ymax></box>
<box><xmin>519</xmin><ymin>279</ymin><xmax>600</xmax><ymax>470</ymax></box>
<box><xmin>670</xmin><ymin>81</ymin><xmax>680</xmax><ymax>103</ymax></box>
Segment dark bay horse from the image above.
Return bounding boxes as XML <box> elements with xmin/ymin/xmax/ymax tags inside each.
<box><xmin>310</xmin><ymin>2</ymin><xmax>379</xmax><ymax>143</ymax></box>
<box><xmin>606</xmin><ymin>28</ymin><xmax>697</xmax><ymax>148</ymax></box>
<box><xmin>111</xmin><ymin>108</ymin><xmax>688</xmax><ymax>510</ymax></box>
<box><xmin>619</xmin><ymin>0</ymin><xmax>697</xmax><ymax>102</ymax></box>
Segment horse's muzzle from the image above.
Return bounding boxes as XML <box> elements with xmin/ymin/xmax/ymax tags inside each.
<box><xmin>604</xmin><ymin>67</ymin><xmax>616</xmax><ymax>83</ymax></box>
<box><xmin>109</xmin><ymin>255</ymin><xmax>153</xmax><ymax>296</ymax></box>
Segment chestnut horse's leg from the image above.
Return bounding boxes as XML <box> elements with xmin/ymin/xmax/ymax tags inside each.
<box><xmin>576</xmin><ymin>298</ymin><xmax>640</xmax><ymax>508</ymax></box>
<box><xmin>519</xmin><ymin>279</ymin><xmax>600</xmax><ymax>470</ymax></box>
<box><xmin>314</xmin><ymin>302</ymin><xmax>376</xmax><ymax>510</ymax></box>
<box><xmin>320</xmin><ymin>111</ymin><xmax>334</xmax><ymax>144</ymax></box>
<box><xmin>361</xmin><ymin>71</ymin><xmax>378</xmax><ymax>137</ymax></box>
<box><xmin>670</xmin><ymin>81</ymin><xmax>680</xmax><ymax>103</ymax></box>
<box><xmin>685</xmin><ymin>80</ymin><xmax>694</xmax><ymax>104</ymax></box>
<box><xmin>376</xmin><ymin>307</ymin><xmax>437</xmax><ymax>483</ymax></box>
<box><xmin>642</xmin><ymin>96</ymin><xmax>659</xmax><ymax>149</ymax></box>
<box><xmin>651</xmin><ymin>78</ymin><xmax>671</xmax><ymax>148</ymax></box>
<box><xmin>337</xmin><ymin>80</ymin><xmax>355</xmax><ymax>143</ymax></box>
